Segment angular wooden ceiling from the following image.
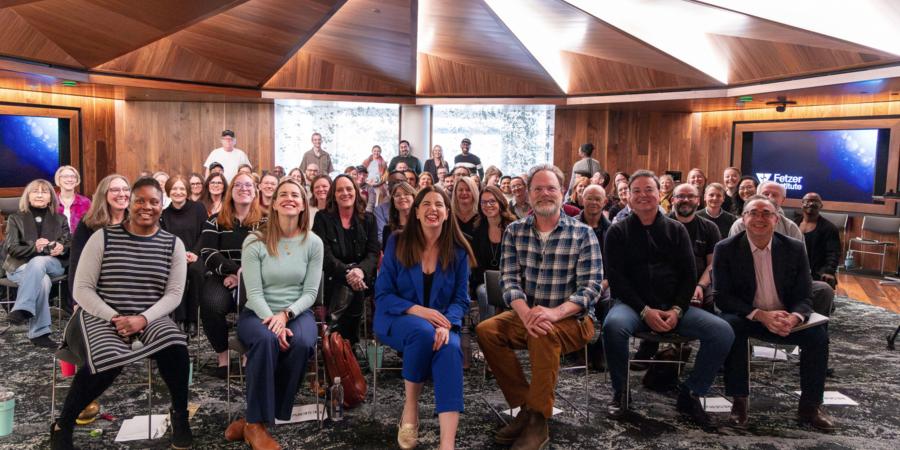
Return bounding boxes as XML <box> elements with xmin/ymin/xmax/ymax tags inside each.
<box><xmin>0</xmin><ymin>0</ymin><xmax>898</xmax><ymax>98</ymax></box>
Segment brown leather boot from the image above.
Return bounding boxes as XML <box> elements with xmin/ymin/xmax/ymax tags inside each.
<box><xmin>798</xmin><ymin>403</ymin><xmax>836</xmax><ymax>432</ymax></box>
<box><xmin>510</xmin><ymin>410</ymin><xmax>549</xmax><ymax>450</ymax></box>
<box><xmin>494</xmin><ymin>407</ymin><xmax>531</xmax><ymax>445</ymax></box>
<box><xmin>244</xmin><ymin>423</ymin><xmax>281</xmax><ymax>450</ymax></box>
<box><xmin>224</xmin><ymin>418</ymin><xmax>245</xmax><ymax>442</ymax></box>
<box><xmin>729</xmin><ymin>397</ymin><xmax>749</xmax><ymax>428</ymax></box>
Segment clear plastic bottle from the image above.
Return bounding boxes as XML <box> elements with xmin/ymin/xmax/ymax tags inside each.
<box><xmin>329</xmin><ymin>377</ymin><xmax>344</xmax><ymax>422</ymax></box>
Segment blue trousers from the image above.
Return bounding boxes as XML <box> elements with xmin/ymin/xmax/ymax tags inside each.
<box><xmin>377</xmin><ymin>314</ymin><xmax>464</xmax><ymax>413</ymax></box>
<box><xmin>721</xmin><ymin>313</ymin><xmax>828</xmax><ymax>406</ymax></box>
<box><xmin>8</xmin><ymin>256</ymin><xmax>65</xmax><ymax>339</ymax></box>
<box><xmin>603</xmin><ymin>300</ymin><xmax>734</xmax><ymax>396</ymax></box>
<box><xmin>237</xmin><ymin>309</ymin><xmax>316</xmax><ymax>424</ymax></box>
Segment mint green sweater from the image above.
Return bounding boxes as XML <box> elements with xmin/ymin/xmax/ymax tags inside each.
<box><xmin>241</xmin><ymin>232</ymin><xmax>324</xmax><ymax>319</ymax></box>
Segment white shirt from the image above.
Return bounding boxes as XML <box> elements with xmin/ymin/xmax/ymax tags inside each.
<box><xmin>747</xmin><ymin>235</ymin><xmax>805</xmax><ymax>323</ymax></box>
<box><xmin>204</xmin><ymin>147</ymin><xmax>251</xmax><ymax>181</ymax></box>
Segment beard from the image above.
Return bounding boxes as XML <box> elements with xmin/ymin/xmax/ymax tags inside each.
<box><xmin>533</xmin><ymin>199</ymin><xmax>561</xmax><ymax>217</ymax></box>
<box><xmin>675</xmin><ymin>203</ymin><xmax>697</xmax><ymax>218</ymax></box>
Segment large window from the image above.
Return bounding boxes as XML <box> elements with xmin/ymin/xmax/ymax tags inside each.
<box><xmin>432</xmin><ymin>104</ymin><xmax>555</xmax><ymax>177</ymax></box>
<box><xmin>275</xmin><ymin>100</ymin><xmax>400</xmax><ymax>176</ymax></box>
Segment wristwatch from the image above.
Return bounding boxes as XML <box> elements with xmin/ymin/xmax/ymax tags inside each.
<box><xmin>282</xmin><ymin>309</ymin><xmax>295</xmax><ymax>320</ymax></box>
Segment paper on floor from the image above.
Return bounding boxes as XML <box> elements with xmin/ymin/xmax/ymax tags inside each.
<box><xmin>700</xmin><ymin>396</ymin><xmax>733</xmax><ymax>413</ymax></box>
<box><xmin>503</xmin><ymin>406</ymin><xmax>562</xmax><ymax>417</ymax></box>
<box><xmin>793</xmin><ymin>391</ymin><xmax>858</xmax><ymax>406</ymax></box>
<box><xmin>114</xmin><ymin>414</ymin><xmax>168</xmax><ymax>442</ymax></box>
<box><xmin>752</xmin><ymin>346</ymin><xmax>788</xmax><ymax>361</ymax></box>
<box><xmin>274</xmin><ymin>404</ymin><xmax>326</xmax><ymax>424</ymax></box>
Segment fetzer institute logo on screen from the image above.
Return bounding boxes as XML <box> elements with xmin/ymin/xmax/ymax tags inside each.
<box><xmin>756</xmin><ymin>173</ymin><xmax>803</xmax><ymax>191</ymax></box>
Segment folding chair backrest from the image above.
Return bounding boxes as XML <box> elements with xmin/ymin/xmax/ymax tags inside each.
<box><xmin>861</xmin><ymin>216</ymin><xmax>900</xmax><ymax>236</ymax></box>
<box><xmin>484</xmin><ymin>270</ymin><xmax>503</xmax><ymax>308</ymax></box>
<box><xmin>819</xmin><ymin>212</ymin><xmax>848</xmax><ymax>232</ymax></box>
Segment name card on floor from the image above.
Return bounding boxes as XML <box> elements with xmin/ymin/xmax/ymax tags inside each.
<box><xmin>114</xmin><ymin>414</ymin><xmax>169</xmax><ymax>442</ymax></box>
<box><xmin>793</xmin><ymin>391</ymin><xmax>858</xmax><ymax>406</ymax></box>
<box><xmin>700</xmin><ymin>396</ymin><xmax>732</xmax><ymax>413</ymax></box>
<box><xmin>503</xmin><ymin>406</ymin><xmax>562</xmax><ymax>417</ymax></box>
<box><xmin>274</xmin><ymin>404</ymin><xmax>326</xmax><ymax>424</ymax></box>
<box><xmin>752</xmin><ymin>346</ymin><xmax>788</xmax><ymax>360</ymax></box>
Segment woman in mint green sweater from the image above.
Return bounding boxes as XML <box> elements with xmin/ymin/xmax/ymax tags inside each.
<box><xmin>225</xmin><ymin>178</ymin><xmax>324</xmax><ymax>449</ymax></box>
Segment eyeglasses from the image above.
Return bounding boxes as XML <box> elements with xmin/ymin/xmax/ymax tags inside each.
<box><xmin>190</xmin><ymin>182</ymin><xmax>203</xmax><ymax>186</ymax></box>
<box><xmin>233</xmin><ymin>182</ymin><xmax>255</xmax><ymax>190</ymax></box>
<box><xmin>743</xmin><ymin>210</ymin><xmax>776</xmax><ymax>219</ymax></box>
<box><xmin>108</xmin><ymin>188</ymin><xmax>131</xmax><ymax>195</ymax></box>
<box><xmin>59</xmin><ymin>174</ymin><xmax>77</xmax><ymax>180</ymax></box>
<box><xmin>209</xmin><ymin>181</ymin><xmax>224</xmax><ymax>186</ymax></box>
<box><xmin>673</xmin><ymin>194</ymin><xmax>698</xmax><ymax>200</ymax></box>
<box><xmin>480</xmin><ymin>199</ymin><xmax>498</xmax><ymax>207</ymax></box>
<box><xmin>738</xmin><ymin>185</ymin><xmax>756</xmax><ymax>191</ymax></box>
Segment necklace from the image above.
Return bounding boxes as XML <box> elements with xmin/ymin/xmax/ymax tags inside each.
<box><xmin>488</xmin><ymin>240</ymin><xmax>500</xmax><ymax>267</ymax></box>
<box><xmin>282</xmin><ymin>241</ymin><xmax>292</xmax><ymax>256</ymax></box>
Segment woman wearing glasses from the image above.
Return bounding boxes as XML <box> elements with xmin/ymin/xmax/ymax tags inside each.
<box><xmin>198</xmin><ymin>172</ymin><xmax>266</xmax><ymax>378</ymax></box>
<box><xmin>471</xmin><ymin>186</ymin><xmax>517</xmax><ymax>322</ymax></box>
<box><xmin>202</xmin><ymin>172</ymin><xmax>228</xmax><ymax>218</ymax></box>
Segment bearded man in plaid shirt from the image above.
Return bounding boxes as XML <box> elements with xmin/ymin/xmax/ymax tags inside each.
<box><xmin>476</xmin><ymin>164</ymin><xmax>602</xmax><ymax>450</ymax></box>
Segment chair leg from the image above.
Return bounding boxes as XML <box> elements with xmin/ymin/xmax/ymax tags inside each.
<box><xmin>147</xmin><ymin>359</ymin><xmax>153</xmax><ymax>440</ymax></box>
<box><xmin>226</xmin><ymin>352</ymin><xmax>232</xmax><ymax>423</ymax></box>
<box><xmin>50</xmin><ymin>356</ymin><xmax>58</xmax><ymax>424</ymax></box>
<box><xmin>583</xmin><ymin>345</ymin><xmax>589</xmax><ymax>423</ymax></box>
<box><xmin>625</xmin><ymin>337</ymin><xmax>632</xmax><ymax>410</ymax></box>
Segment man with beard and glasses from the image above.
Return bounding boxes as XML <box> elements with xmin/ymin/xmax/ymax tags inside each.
<box><xmin>476</xmin><ymin>164</ymin><xmax>601</xmax><ymax>450</ymax></box>
<box><xmin>603</xmin><ymin>171</ymin><xmax>733</xmax><ymax>426</ymax></box>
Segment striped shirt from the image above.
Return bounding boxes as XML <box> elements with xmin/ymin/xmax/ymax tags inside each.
<box><xmin>500</xmin><ymin>212</ymin><xmax>603</xmax><ymax>319</ymax></box>
<box><xmin>198</xmin><ymin>214</ymin><xmax>266</xmax><ymax>276</ymax></box>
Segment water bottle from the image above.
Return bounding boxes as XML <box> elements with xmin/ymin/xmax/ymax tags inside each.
<box><xmin>329</xmin><ymin>377</ymin><xmax>344</xmax><ymax>422</ymax></box>
<box><xmin>844</xmin><ymin>250</ymin><xmax>855</xmax><ymax>270</ymax></box>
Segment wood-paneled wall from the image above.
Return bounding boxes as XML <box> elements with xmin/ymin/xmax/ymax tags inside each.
<box><xmin>114</xmin><ymin>101</ymin><xmax>274</xmax><ymax>182</ymax></box>
<box><xmin>0</xmin><ymin>87</ymin><xmax>116</xmax><ymax>194</ymax></box>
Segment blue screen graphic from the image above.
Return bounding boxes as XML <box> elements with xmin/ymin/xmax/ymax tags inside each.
<box><xmin>0</xmin><ymin>115</ymin><xmax>61</xmax><ymax>188</ymax></box>
<box><xmin>749</xmin><ymin>129</ymin><xmax>880</xmax><ymax>204</ymax></box>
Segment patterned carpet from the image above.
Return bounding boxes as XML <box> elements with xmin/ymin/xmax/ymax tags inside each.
<box><xmin>0</xmin><ymin>296</ymin><xmax>898</xmax><ymax>449</ymax></box>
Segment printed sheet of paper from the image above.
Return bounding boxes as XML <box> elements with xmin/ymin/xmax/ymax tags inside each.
<box><xmin>274</xmin><ymin>404</ymin><xmax>326</xmax><ymax>424</ymax></box>
<box><xmin>794</xmin><ymin>391</ymin><xmax>858</xmax><ymax>406</ymax></box>
<box><xmin>114</xmin><ymin>414</ymin><xmax>168</xmax><ymax>442</ymax></box>
<box><xmin>700</xmin><ymin>396</ymin><xmax>733</xmax><ymax>413</ymax></box>
<box><xmin>752</xmin><ymin>346</ymin><xmax>788</xmax><ymax>360</ymax></box>
<box><xmin>503</xmin><ymin>406</ymin><xmax>563</xmax><ymax>417</ymax></box>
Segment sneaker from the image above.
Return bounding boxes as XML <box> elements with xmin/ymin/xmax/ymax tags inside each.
<box><xmin>170</xmin><ymin>408</ymin><xmax>193</xmax><ymax>449</ymax></box>
<box><xmin>30</xmin><ymin>334</ymin><xmax>59</xmax><ymax>349</ymax></box>
<box><xmin>8</xmin><ymin>309</ymin><xmax>32</xmax><ymax>325</ymax></box>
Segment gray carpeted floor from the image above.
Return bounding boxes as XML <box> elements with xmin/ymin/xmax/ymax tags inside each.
<box><xmin>1</xmin><ymin>296</ymin><xmax>899</xmax><ymax>449</ymax></box>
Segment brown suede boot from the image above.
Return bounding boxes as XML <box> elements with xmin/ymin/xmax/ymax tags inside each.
<box><xmin>244</xmin><ymin>423</ymin><xmax>281</xmax><ymax>450</ymax></box>
<box><xmin>494</xmin><ymin>407</ymin><xmax>531</xmax><ymax>445</ymax></box>
<box><xmin>510</xmin><ymin>410</ymin><xmax>549</xmax><ymax>450</ymax></box>
<box><xmin>224</xmin><ymin>418</ymin><xmax>245</xmax><ymax>442</ymax></box>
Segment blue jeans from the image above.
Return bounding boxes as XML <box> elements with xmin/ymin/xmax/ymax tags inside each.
<box><xmin>475</xmin><ymin>284</ymin><xmax>495</xmax><ymax>323</ymax></box>
<box><xmin>602</xmin><ymin>300</ymin><xmax>734</xmax><ymax>396</ymax></box>
<box><xmin>8</xmin><ymin>256</ymin><xmax>65</xmax><ymax>339</ymax></box>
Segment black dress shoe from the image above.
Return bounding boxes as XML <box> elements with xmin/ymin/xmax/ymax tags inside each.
<box><xmin>50</xmin><ymin>421</ymin><xmax>75</xmax><ymax>450</ymax></box>
<box><xmin>607</xmin><ymin>391</ymin><xmax>629</xmax><ymax>419</ymax></box>
<box><xmin>214</xmin><ymin>365</ymin><xmax>229</xmax><ymax>379</ymax></box>
<box><xmin>186</xmin><ymin>322</ymin><xmax>198</xmax><ymax>338</ymax></box>
<box><xmin>676</xmin><ymin>386</ymin><xmax>712</xmax><ymax>427</ymax></box>
<box><xmin>729</xmin><ymin>397</ymin><xmax>749</xmax><ymax>427</ymax></box>
<box><xmin>8</xmin><ymin>309</ymin><xmax>32</xmax><ymax>325</ymax></box>
<box><xmin>30</xmin><ymin>334</ymin><xmax>59</xmax><ymax>349</ymax></box>
<box><xmin>170</xmin><ymin>408</ymin><xmax>193</xmax><ymax>449</ymax></box>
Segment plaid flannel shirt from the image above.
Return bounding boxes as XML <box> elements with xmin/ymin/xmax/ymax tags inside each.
<box><xmin>500</xmin><ymin>212</ymin><xmax>603</xmax><ymax>319</ymax></box>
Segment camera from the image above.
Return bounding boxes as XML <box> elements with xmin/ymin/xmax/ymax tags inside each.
<box><xmin>40</xmin><ymin>241</ymin><xmax>57</xmax><ymax>255</ymax></box>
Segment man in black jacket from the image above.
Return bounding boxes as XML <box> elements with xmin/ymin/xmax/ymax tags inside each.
<box><xmin>793</xmin><ymin>192</ymin><xmax>840</xmax><ymax>314</ymax></box>
<box><xmin>713</xmin><ymin>195</ymin><xmax>833</xmax><ymax>430</ymax></box>
<box><xmin>603</xmin><ymin>170</ymin><xmax>733</xmax><ymax>425</ymax></box>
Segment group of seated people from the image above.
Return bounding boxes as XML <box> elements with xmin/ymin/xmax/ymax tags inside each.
<box><xmin>0</xmin><ymin>132</ymin><xmax>843</xmax><ymax>450</ymax></box>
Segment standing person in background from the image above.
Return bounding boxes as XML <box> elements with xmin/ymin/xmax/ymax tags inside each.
<box><xmin>205</xmin><ymin>129</ymin><xmax>251</xmax><ymax>181</ymax></box>
<box><xmin>202</xmin><ymin>173</ymin><xmax>228</xmax><ymax>218</ymax></box>
<box><xmin>698</xmin><ymin>183</ymin><xmax>737</xmax><ymax>240</ymax></box>
<box><xmin>313</xmin><ymin>174</ymin><xmax>380</xmax><ymax>344</ymax></box>
<box><xmin>363</xmin><ymin>145</ymin><xmax>388</xmax><ymax>186</ymax></box>
<box><xmin>198</xmin><ymin>172</ymin><xmax>266</xmax><ymax>378</ymax></box>
<box><xmin>389</xmin><ymin>140</ymin><xmax>422</xmax><ymax>175</ymax></box>
<box><xmin>54</xmin><ymin>165</ymin><xmax>91</xmax><ymax>233</ymax></box>
<box><xmin>659</xmin><ymin>174</ymin><xmax>675</xmax><ymax>213</ymax></box>
<box><xmin>723</xmin><ymin>167</ymin><xmax>741</xmax><ymax>209</ymax></box>
<box><xmin>569</xmin><ymin>143</ymin><xmax>602</xmax><ymax>191</ymax></box>
<box><xmin>483</xmin><ymin>166</ymin><xmax>502</xmax><ymax>189</ymax></box>
<box><xmin>188</xmin><ymin>173</ymin><xmax>205</xmax><ymax>203</ymax></box>
<box><xmin>471</xmin><ymin>185</ymin><xmax>517</xmax><ymax>322</ymax></box>
<box><xmin>375</xmin><ymin>186</ymin><xmax>474</xmax><ymax>450</ymax></box>
<box><xmin>454</xmin><ymin>138</ymin><xmax>483</xmax><ymax>179</ymax></box>
<box><xmin>257</xmin><ymin>173</ymin><xmax>279</xmax><ymax>212</ymax></box>
<box><xmin>424</xmin><ymin>144</ymin><xmax>450</xmax><ymax>183</ymax></box>
<box><xmin>300</xmin><ymin>132</ymin><xmax>334</xmax><ymax>176</ymax></box>
<box><xmin>687</xmin><ymin>168</ymin><xmax>708</xmax><ymax>209</ymax></box>
<box><xmin>224</xmin><ymin>178</ymin><xmax>323</xmax><ymax>449</ymax></box>
<box><xmin>161</xmin><ymin>175</ymin><xmax>209</xmax><ymax>337</ymax></box>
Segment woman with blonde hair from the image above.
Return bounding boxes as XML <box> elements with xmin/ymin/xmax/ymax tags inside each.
<box><xmin>424</xmin><ymin>144</ymin><xmax>449</xmax><ymax>183</ymax></box>
<box><xmin>3</xmin><ymin>179</ymin><xmax>70</xmax><ymax>348</ymax></box>
<box><xmin>54</xmin><ymin>165</ymin><xmax>91</xmax><ymax>232</ymax></box>
<box><xmin>451</xmin><ymin>176</ymin><xmax>480</xmax><ymax>239</ymax></box>
<box><xmin>482</xmin><ymin>165</ymin><xmax>502</xmax><ymax>189</ymax></box>
<box><xmin>223</xmin><ymin>178</ymin><xmax>323</xmax><ymax>449</ymax></box>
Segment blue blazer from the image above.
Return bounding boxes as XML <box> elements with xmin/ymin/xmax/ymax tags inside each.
<box><xmin>374</xmin><ymin>234</ymin><xmax>470</xmax><ymax>337</ymax></box>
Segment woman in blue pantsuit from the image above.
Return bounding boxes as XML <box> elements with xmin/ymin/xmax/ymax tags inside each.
<box><xmin>375</xmin><ymin>186</ymin><xmax>475</xmax><ymax>450</ymax></box>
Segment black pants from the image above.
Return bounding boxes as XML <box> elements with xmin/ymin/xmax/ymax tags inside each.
<box><xmin>199</xmin><ymin>274</ymin><xmax>236</xmax><ymax>353</ymax></box>
<box><xmin>173</xmin><ymin>261</ymin><xmax>204</xmax><ymax>324</ymax></box>
<box><xmin>56</xmin><ymin>345</ymin><xmax>190</xmax><ymax>430</ymax></box>
<box><xmin>327</xmin><ymin>283</ymin><xmax>363</xmax><ymax>344</ymax></box>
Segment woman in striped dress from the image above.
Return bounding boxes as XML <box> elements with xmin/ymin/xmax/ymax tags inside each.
<box><xmin>51</xmin><ymin>178</ymin><xmax>192</xmax><ymax>450</ymax></box>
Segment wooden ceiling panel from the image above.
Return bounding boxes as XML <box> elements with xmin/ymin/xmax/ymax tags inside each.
<box><xmin>266</xmin><ymin>51</ymin><xmax>411</xmax><ymax>95</ymax></box>
<box><xmin>564</xmin><ymin>52</ymin><xmax>712</xmax><ymax>95</ymax></box>
<box><xmin>167</xmin><ymin>0</ymin><xmax>344</xmax><ymax>84</ymax></box>
<box><xmin>10</xmin><ymin>0</ymin><xmax>245</xmax><ymax>68</ymax></box>
<box><xmin>418</xmin><ymin>0</ymin><xmax>561</xmax><ymax>94</ymax></box>
<box><xmin>713</xmin><ymin>35</ymin><xmax>898</xmax><ymax>85</ymax></box>
<box><xmin>418</xmin><ymin>53</ymin><xmax>561</xmax><ymax>97</ymax></box>
<box><xmin>265</xmin><ymin>0</ymin><xmax>414</xmax><ymax>93</ymax></box>
<box><xmin>0</xmin><ymin>9</ymin><xmax>81</xmax><ymax>67</ymax></box>
<box><xmin>95</xmin><ymin>38</ymin><xmax>258</xmax><ymax>87</ymax></box>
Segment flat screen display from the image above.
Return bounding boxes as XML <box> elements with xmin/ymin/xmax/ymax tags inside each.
<box><xmin>0</xmin><ymin>114</ymin><xmax>69</xmax><ymax>189</ymax></box>
<box><xmin>741</xmin><ymin>128</ymin><xmax>890</xmax><ymax>204</ymax></box>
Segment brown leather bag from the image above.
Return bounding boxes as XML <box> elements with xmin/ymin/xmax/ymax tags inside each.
<box><xmin>321</xmin><ymin>329</ymin><xmax>367</xmax><ymax>408</ymax></box>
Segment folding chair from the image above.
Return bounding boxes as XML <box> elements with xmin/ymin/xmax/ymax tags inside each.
<box><xmin>624</xmin><ymin>331</ymin><xmax>697</xmax><ymax>409</ymax></box>
<box><xmin>848</xmin><ymin>216</ymin><xmax>900</xmax><ymax>275</ymax></box>
<box><xmin>1</xmin><ymin>274</ymin><xmax>69</xmax><ymax>328</ymax></box>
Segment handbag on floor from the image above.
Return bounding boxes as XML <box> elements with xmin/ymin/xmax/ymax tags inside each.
<box><xmin>641</xmin><ymin>344</ymin><xmax>692</xmax><ymax>392</ymax></box>
<box><xmin>321</xmin><ymin>327</ymin><xmax>367</xmax><ymax>408</ymax></box>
